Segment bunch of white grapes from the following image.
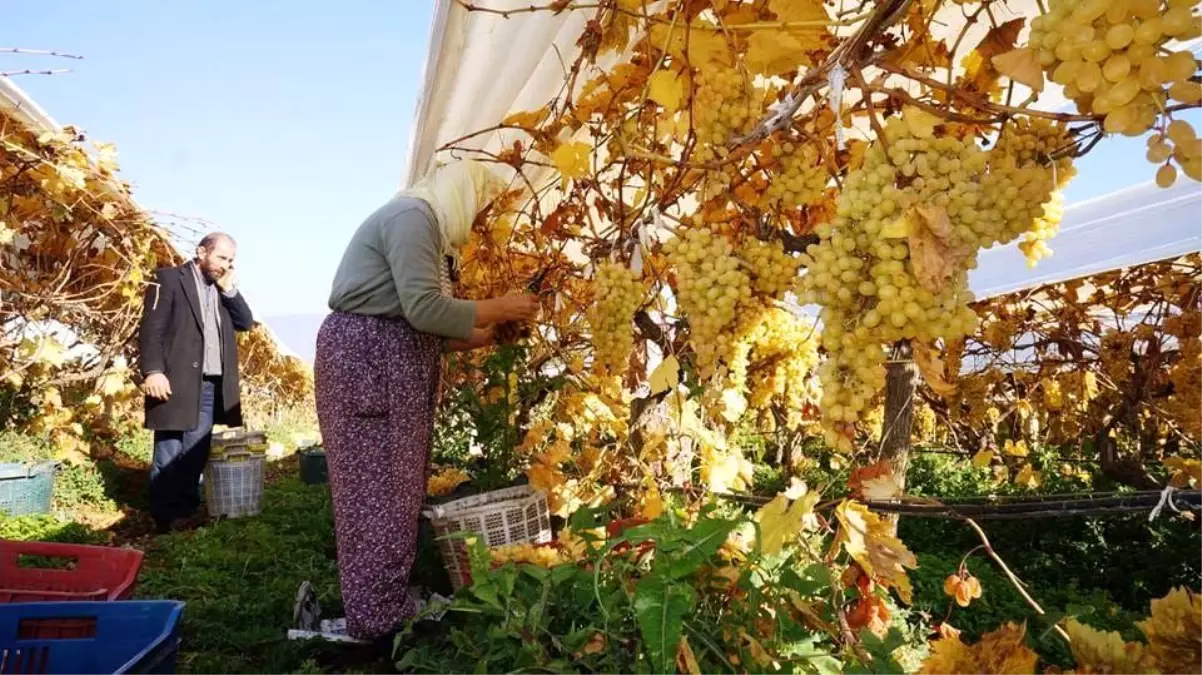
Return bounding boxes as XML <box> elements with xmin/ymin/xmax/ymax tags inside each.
<box><xmin>587</xmin><ymin>261</ymin><xmax>646</xmax><ymax>377</ymax></box>
<box><xmin>738</xmin><ymin>237</ymin><xmax>803</xmax><ymax>298</ymax></box>
<box><xmin>798</xmin><ymin>109</ymin><xmax>1074</xmax><ymax>450</ymax></box>
<box><xmin>663</xmin><ymin>227</ymin><xmax>752</xmax><ymax>378</ymax></box>
<box><xmin>982</xmin><ymin>118</ymin><xmax>1078</xmax><ymax>266</ymax></box>
<box><xmin>693</xmin><ymin>66</ymin><xmax>757</xmax><ymax>163</ymax></box>
<box><xmin>764</xmin><ymin>141</ymin><xmax>830</xmax><ymax>208</ymax></box>
<box><xmin>1030</xmin><ymin>0</ymin><xmax>1201</xmax><ymax>154</ymax></box>
<box><xmin>1147</xmin><ymin>119</ymin><xmax>1202</xmax><ymax>186</ymax></box>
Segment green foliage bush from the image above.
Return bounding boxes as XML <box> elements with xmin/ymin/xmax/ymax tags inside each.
<box><xmin>398</xmin><ymin>505</ymin><xmax>929</xmax><ymax>674</ymax></box>
<box><xmin>135</xmin><ymin>478</ymin><xmax>361</xmax><ymax>673</ymax></box>
<box><xmin>0</xmin><ymin>513</ymin><xmax>108</xmax><ymax>544</ymax></box>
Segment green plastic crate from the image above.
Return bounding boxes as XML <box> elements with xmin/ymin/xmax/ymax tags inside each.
<box><xmin>298</xmin><ymin>447</ymin><xmax>327</xmax><ymax>485</ymax></box>
<box><xmin>0</xmin><ymin>461</ymin><xmax>56</xmax><ymax>516</ymax></box>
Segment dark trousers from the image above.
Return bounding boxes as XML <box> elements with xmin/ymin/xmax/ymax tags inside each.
<box><xmin>150</xmin><ymin>377</ymin><xmax>221</xmax><ymax>531</ymax></box>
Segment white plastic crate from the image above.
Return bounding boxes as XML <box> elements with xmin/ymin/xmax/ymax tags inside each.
<box><xmin>204</xmin><ymin>450</ymin><xmax>265</xmax><ymax>519</ymax></box>
<box><xmin>423</xmin><ymin>485</ymin><xmax>551</xmax><ymax>590</ymax></box>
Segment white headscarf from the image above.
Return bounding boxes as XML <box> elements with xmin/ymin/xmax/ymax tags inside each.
<box><xmin>401</xmin><ymin>160</ymin><xmax>505</xmax><ymax>257</ymax></box>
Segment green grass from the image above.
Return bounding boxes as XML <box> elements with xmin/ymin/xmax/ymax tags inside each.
<box><xmin>133</xmin><ymin>477</ymin><xmax>393</xmax><ymax>673</ymax></box>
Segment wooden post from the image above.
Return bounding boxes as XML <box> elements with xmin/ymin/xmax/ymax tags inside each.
<box><xmin>879</xmin><ymin>341</ymin><xmax>916</xmax><ymax>533</ymax></box>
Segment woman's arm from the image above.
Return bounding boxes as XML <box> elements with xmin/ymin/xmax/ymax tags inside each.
<box><xmin>445</xmin><ymin>326</ymin><xmax>494</xmax><ymax>352</ymax></box>
<box><xmin>384</xmin><ymin>208</ymin><xmax>541</xmax><ymax>337</ymax></box>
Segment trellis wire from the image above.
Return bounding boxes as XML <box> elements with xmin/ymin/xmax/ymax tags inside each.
<box><xmin>663</xmin><ymin>486</ymin><xmax>1202</xmax><ymax>520</ymax></box>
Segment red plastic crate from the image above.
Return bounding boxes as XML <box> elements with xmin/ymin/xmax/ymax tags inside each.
<box><xmin>0</xmin><ymin>540</ymin><xmax>145</xmax><ymax>640</ymax></box>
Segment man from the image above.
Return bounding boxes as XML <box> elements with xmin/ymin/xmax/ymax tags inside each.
<box><xmin>138</xmin><ymin>232</ymin><xmax>255</xmax><ymax>533</ymax></box>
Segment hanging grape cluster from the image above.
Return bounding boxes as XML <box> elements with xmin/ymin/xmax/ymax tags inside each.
<box><xmin>587</xmin><ymin>260</ymin><xmax>647</xmax><ymax>377</ymax></box>
<box><xmin>1031</xmin><ymin>0</ymin><xmax>1202</xmax><ymax>182</ymax></box>
<box><xmin>693</xmin><ymin>66</ymin><xmax>757</xmax><ymax>164</ymax></box>
<box><xmin>798</xmin><ymin>109</ymin><xmax>1076</xmax><ymax>450</ymax></box>
<box><xmin>663</xmin><ymin>227</ymin><xmax>753</xmax><ymax>378</ymax></box>
<box><xmin>764</xmin><ymin>140</ymin><xmax>830</xmax><ymax>208</ymax></box>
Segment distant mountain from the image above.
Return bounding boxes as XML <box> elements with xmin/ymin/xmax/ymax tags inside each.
<box><xmin>260</xmin><ymin>314</ymin><xmax>326</xmax><ymax>365</ymax></box>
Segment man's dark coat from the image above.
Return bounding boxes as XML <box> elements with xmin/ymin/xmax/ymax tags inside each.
<box><xmin>138</xmin><ymin>262</ymin><xmax>254</xmax><ymax>430</ymax></box>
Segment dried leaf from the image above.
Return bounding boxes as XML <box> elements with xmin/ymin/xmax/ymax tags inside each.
<box><xmin>1065</xmin><ymin>619</ymin><xmax>1157</xmax><ymax>674</ymax></box>
<box><xmin>1137</xmin><ymin>587</ymin><xmax>1202</xmax><ymax>673</ymax></box>
<box><xmin>860</xmin><ymin>472</ymin><xmax>903</xmax><ymax>501</ymax></box>
<box><xmin>846</xmin><ymin>595</ymin><xmax>892</xmax><ymax>638</ymax></box>
<box><xmin>677</xmin><ymin>636</ymin><xmax>702</xmax><ymax>675</ymax></box>
<box><xmin>908</xmin><ymin>205</ymin><xmax>973</xmax><ymax>293</ymax></box>
<box><xmin>975</xmin><ymin>19</ymin><xmax>1025</xmax><ymax>61</ymax></box>
<box><xmin>992</xmin><ymin>48</ymin><xmax>1045</xmax><ymax>93</ymax></box>
<box><xmin>835</xmin><ymin>500</ymin><xmax>918</xmax><ymax>604</ymax></box>
<box><xmin>914</xmin><ymin>342</ymin><xmax>957</xmax><ymax>396</ymax></box>
<box><xmin>918</xmin><ymin>622</ymin><xmax>1039</xmax><ymax>674</ymax></box>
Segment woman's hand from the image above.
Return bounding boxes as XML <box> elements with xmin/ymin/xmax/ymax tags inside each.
<box><xmin>475</xmin><ymin>293</ymin><xmax>540</xmax><ymax>326</ymax></box>
<box><xmin>497</xmin><ymin>291</ymin><xmax>540</xmax><ymax>319</ymax></box>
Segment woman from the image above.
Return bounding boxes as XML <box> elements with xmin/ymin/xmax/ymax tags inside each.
<box><xmin>315</xmin><ymin>160</ymin><xmax>538</xmax><ymax>642</ymax></box>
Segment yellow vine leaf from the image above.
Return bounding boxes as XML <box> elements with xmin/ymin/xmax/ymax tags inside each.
<box><xmin>551</xmin><ymin>141</ymin><xmax>591</xmax><ymax>179</ymax></box>
<box><xmin>677</xmin><ymin>636</ymin><xmax>701</xmax><ymax>675</ymax></box>
<box><xmin>972</xmin><ymin>448</ymin><xmax>994</xmax><ymax>469</ymax></box>
<box><xmin>1003</xmin><ymin>439</ymin><xmax>1029</xmax><ymax>457</ymax></box>
<box><xmin>1065</xmin><ymin>619</ymin><xmax>1158</xmax><ymax>674</ymax></box>
<box><xmin>992</xmin><ymin>48</ymin><xmax>1045</xmax><ymax>93</ymax></box>
<box><xmin>502</xmin><ymin>106</ymin><xmax>551</xmax><ymax>129</ymax></box>
<box><xmin>649</xmin><ymin>355</ymin><xmax>680</xmax><ymax>395</ymax></box>
<box><xmin>1163</xmin><ymin>456</ymin><xmax>1200</xmax><ymax>489</ymax></box>
<box><xmin>914</xmin><ymin>342</ymin><xmax>957</xmax><ymax>397</ymax></box>
<box><xmin>834</xmin><ymin>500</ymin><xmax>918</xmax><ymax>604</ymax></box>
<box><xmin>649</xmin><ymin>23</ymin><xmax>731</xmax><ymax>71</ymax></box>
<box><xmin>20</xmin><ymin>337</ymin><xmax>69</xmax><ymax>368</ymax></box>
<box><xmin>647</xmin><ymin>70</ymin><xmax>684</xmax><ymax>113</ymax></box>
<box><xmin>768</xmin><ymin>0</ymin><xmax>827</xmax><ymax>23</ymax></box>
<box><xmin>960</xmin><ymin>18</ymin><xmax>1025</xmax><ymax>99</ymax></box>
<box><xmin>880</xmin><ymin>210</ymin><xmax>913</xmax><ymax>239</ymax></box>
<box><xmin>904</xmin><ymin>106</ymin><xmax>942</xmax><ymax>139</ymax></box>
<box><xmin>1137</xmin><ymin>587</ymin><xmax>1202</xmax><ymax>674</ymax></box>
<box><xmin>919</xmin><ymin>622</ymin><xmax>1039</xmax><ymax>674</ymax></box>
<box><xmin>96</xmin><ymin>370</ymin><xmax>127</xmax><ymax>397</ymax></box>
<box><xmin>745</xmin><ymin>30</ymin><xmax>819</xmax><ymax>77</ymax></box>
<box><xmin>908</xmin><ymin>204</ymin><xmax>973</xmax><ymax>293</ymax></box>
<box><xmin>755</xmin><ymin>487</ymin><xmax>819</xmax><ymax>555</ymax></box>
<box><xmin>1014</xmin><ymin>463</ymin><xmax>1043</xmax><ymax>490</ymax></box>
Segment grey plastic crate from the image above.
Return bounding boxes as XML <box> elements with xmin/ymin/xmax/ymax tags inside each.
<box><xmin>0</xmin><ymin>462</ymin><xmax>56</xmax><ymax>516</ymax></box>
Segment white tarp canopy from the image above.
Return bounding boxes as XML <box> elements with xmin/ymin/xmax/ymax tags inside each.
<box><xmin>404</xmin><ymin>0</ymin><xmax>1202</xmax><ymax>300</ymax></box>
<box><xmin>970</xmin><ymin>179</ymin><xmax>1202</xmax><ymax>299</ymax></box>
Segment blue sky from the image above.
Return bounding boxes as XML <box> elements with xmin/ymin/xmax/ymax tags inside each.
<box><xmin>5</xmin><ymin>2</ymin><xmax>1197</xmax><ymax>330</ymax></box>
<box><xmin>6</xmin><ymin>0</ymin><xmax>434</xmax><ymax>319</ymax></box>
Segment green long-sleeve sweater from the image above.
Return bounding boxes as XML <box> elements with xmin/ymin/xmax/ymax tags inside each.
<box><xmin>327</xmin><ymin>197</ymin><xmax>476</xmax><ymax>340</ymax></box>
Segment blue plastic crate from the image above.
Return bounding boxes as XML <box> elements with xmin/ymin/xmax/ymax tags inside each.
<box><xmin>0</xmin><ymin>600</ymin><xmax>184</xmax><ymax>674</ymax></box>
<box><xmin>0</xmin><ymin>462</ymin><xmax>56</xmax><ymax>517</ymax></box>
